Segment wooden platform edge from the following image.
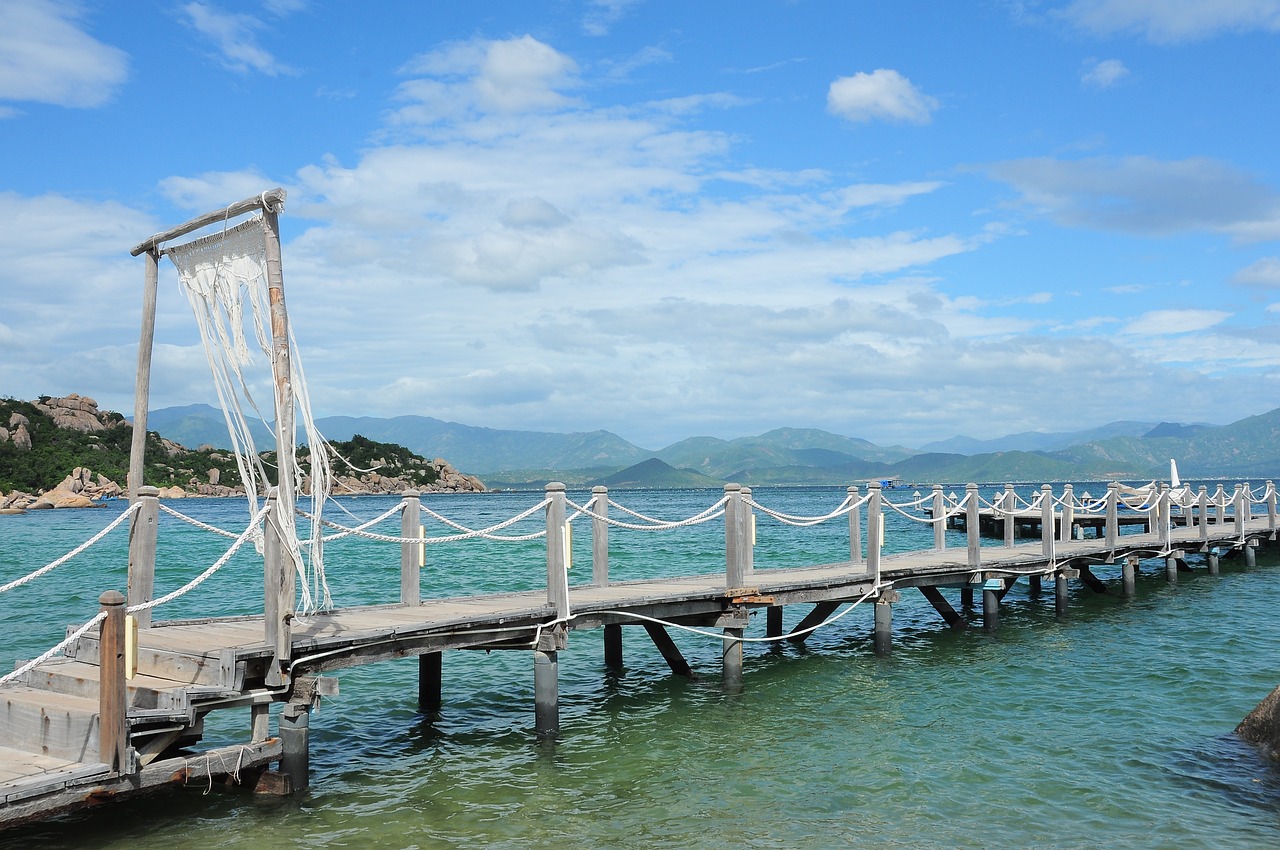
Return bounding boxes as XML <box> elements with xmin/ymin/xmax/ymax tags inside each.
<box><xmin>0</xmin><ymin>738</ymin><xmax>282</xmax><ymax>830</ymax></box>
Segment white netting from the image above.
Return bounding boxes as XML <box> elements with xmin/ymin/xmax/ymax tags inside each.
<box><xmin>167</xmin><ymin>213</ymin><xmax>333</xmax><ymax>612</ymax></box>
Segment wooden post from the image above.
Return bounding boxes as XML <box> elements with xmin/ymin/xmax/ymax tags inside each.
<box><xmin>767</xmin><ymin>606</ymin><xmax>784</xmax><ymax>638</ymax></box>
<box><xmin>400</xmin><ymin>489</ymin><xmax>421</xmax><ymax>606</ymax></box>
<box><xmin>1157</xmin><ymin>484</ymin><xmax>1170</xmax><ymax>549</ymax></box>
<box><xmin>1198</xmin><ymin>486</ymin><xmax>1210</xmax><ymax>546</ymax></box>
<box><xmin>545</xmin><ymin>483</ymin><xmax>569</xmax><ymax>618</ymax></box>
<box><xmin>741</xmin><ymin>487</ymin><xmax>754</xmax><ymax>578</ymax></box>
<box><xmin>127</xmin><ymin>249</ymin><xmax>159</xmax><ymax>500</ymax></box>
<box><xmin>126</xmin><ymin>486</ymin><xmax>160</xmax><ymax>629</ymax></box>
<box><xmin>279</xmin><ymin>705</ymin><xmax>309</xmax><ymax>790</ymax></box>
<box><xmin>1214</xmin><ymin>484</ymin><xmax>1226</xmax><ymax>525</ymax></box>
<box><xmin>1245</xmin><ymin>540</ymin><xmax>1258</xmax><ymax>568</ymax></box>
<box><xmin>419</xmin><ymin>652</ymin><xmax>442</xmax><ymax>717</ymax></box>
<box><xmin>534</xmin><ymin>649</ymin><xmax>559</xmax><ymax>737</ymax></box>
<box><xmin>1003</xmin><ymin>484</ymin><xmax>1016</xmax><ymax>547</ymax></box>
<box><xmin>873</xmin><ymin>590</ymin><xmax>898</xmax><ymax>655</ymax></box>
<box><xmin>982</xmin><ymin>580</ymin><xmax>999</xmax><ymax>631</ymax></box>
<box><xmin>1234</xmin><ymin>484</ymin><xmax>1246</xmax><ymax>540</ymax></box>
<box><xmin>724</xmin><ymin>484</ymin><xmax>745</xmax><ymax>589</ymax></box>
<box><xmin>1105</xmin><ymin>482</ymin><xmax>1120</xmax><ymax>550</ymax></box>
<box><xmin>1208</xmin><ymin>548</ymin><xmax>1220</xmax><ymax>575</ymax></box>
<box><xmin>867</xmin><ymin>483</ymin><xmax>883</xmax><ymax>587</ymax></box>
<box><xmin>1040</xmin><ymin>484</ymin><xmax>1054</xmax><ymax>558</ymax></box>
<box><xmin>604</xmin><ymin>625</ymin><xmax>623</xmax><ymax>670</ymax></box>
<box><xmin>263</xmin><ymin>489</ymin><xmax>293</xmax><ymax>688</ymax></box>
<box><xmin>932</xmin><ymin>485</ymin><xmax>946</xmax><ymax>550</ymax></box>
<box><xmin>1055</xmin><ymin>572</ymin><xmax>1068</xmax><ymax>617</ymax></box>
<box><xmin>1267</xmin><ymin>481</ymin><xmax>1277</xmax><ymax>536</ymax></box>
<box><xmin>1029</xmin><ymin>574</ymin><xmax>1042</xmax><ymax>596</ymax></box>
<box><xmin>250</xmin><ymin>704</ymin><xmax>271</xmax><ymax>743</ymax></box>
<box><xmin>1165</xmin><ymin>551</ymin><xmax>1178</xmax><ymax>584</ymax></box>
<box><xmin>1123</xmin><ymin>555</ymin><xmax>1138</xmax><ymax>597</ymax></box>
<box><xmin>99</xmin><ymin>590</ymin><xmax>129</xmax><ymax>774</ymax></box>
<box><xmin>848</xmin><ymin>486</ymin><xmax>863</xmax><ymax>565</ymax></box>
<box><xmin>965</xmin><ymin>483</ymin><xmax>981</xmax><ymax>571</ymax></box>
<box><xmin>722</xmin><ymin>627</ymin><xmax>744</xmax><ymax>688</ymax></box>
<box><xmin>1060</xmin><ymin>484</ymin><xmax>1075</xmax><ymax>543</ymax></box>
<box><xmin>592</xmin><ymin>486</ymin><xmax>609</xmax><ymax>587</ymax></box>
<box><xmin>262</xmin><ymin>200</ymin><xmax>298</xmax><ymax>548</ymax></box>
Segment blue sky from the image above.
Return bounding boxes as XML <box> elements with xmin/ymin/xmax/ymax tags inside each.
<box><xmin>1</xmin><ymin>1</ymin><xmax>1278</xmax><ymax>449</ymax></box>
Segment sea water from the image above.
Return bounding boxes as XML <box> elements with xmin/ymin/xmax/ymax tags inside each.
<box><xmin>1</xmin><ymin>485</ymin><xmax>1278</xmax><ymax>848</ymax></box>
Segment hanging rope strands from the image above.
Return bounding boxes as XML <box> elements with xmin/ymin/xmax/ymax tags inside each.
<box><xmin>162</xmin><ymin>192</ymin><xmax>334</xmax><ymax>613</ymax></box>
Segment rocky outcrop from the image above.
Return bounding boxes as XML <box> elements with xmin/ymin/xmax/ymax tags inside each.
<box><xmin>329</xmin><ymin>457</ymin><xmax>485</xmax><ymax>495</ymax></box>
<box><xmin>25</xmin><ymin>467</ymin><xmax>122</xmax><ymax>509</ymax></box>
<box><xmin>11</xmin><ymin>423</ymin><xmax>31</xmax><ymax>451</ymax></box>
<box><xmin>32</xmin><ymin>394</ymin><xmax>116</xmax><ymax>433</ymax></box>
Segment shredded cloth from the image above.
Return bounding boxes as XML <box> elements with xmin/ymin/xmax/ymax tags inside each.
<box><xmin>167</xmin><ymin>214</ymin><xmax>333</xmax><ymax>612</ymax></box>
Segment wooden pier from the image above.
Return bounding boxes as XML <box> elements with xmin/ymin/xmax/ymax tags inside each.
<box><xmin>2</xmin><ymin>479</ymin><xmax>1277</xmax><ymax>827</ymax></box>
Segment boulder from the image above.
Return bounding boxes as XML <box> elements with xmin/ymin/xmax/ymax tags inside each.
<box><xmin>12</xmin><ymin>423</ymin><xmax>31</xmax><ymax>451</ymax></box>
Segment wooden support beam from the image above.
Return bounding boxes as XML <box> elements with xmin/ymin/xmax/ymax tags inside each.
<box><xmin>787</xmin><ymin>601</ymin><xmax>840</xmax><ymax>643</ymax></box>
<box><xmin>131</xmin><ymin>188</ymin><xmax>287</xmax><ymax>256</ymax></box>
<box><xmin>918</xmin><ymin>586</ymin><xmax>966</xmax><ymax>629</ymax></box>
<box><xmin>642</xmin><ymin>623</ymin><xmax>694</xmax><ymax>678</ymax></box>
<box><xmin>996</xmin><ymin>575</ymin><xmax>1019</xmax><ymax>601</ymax></box>
<box><xmin>98</xmin><ymin>591</ymin><xmax>129</xmax><ymax>774</ymax></box>
<box><xmin>534</xmin><ymin>649</ymin><xmax>559</xmax><ymax>737</ymax></box>
<box><xmin>604</xmin><ymin>624</ymin><xmax>623</xmax><ymax>670</ymax></box>
<box><xmin>127</xmin><ymin>249</ymin><xmax>159</xmax><ymax>499</ymax></box>
<box><xmin>766</xmin><ymin>606</ymin><xmax>784</xmax><ymax>638</ymax></box>
<box><xmin>1078</xmin><ymin>564</ymin><xmax>1108</xmax><ymax>594</ymax></box>
<box><xmin>419</xmin><ymin>652</ymin><xmax>442</xmax><ymax>717</ymax></box>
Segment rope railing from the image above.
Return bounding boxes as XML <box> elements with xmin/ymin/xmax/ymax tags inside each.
<box><xmin>158</xmin><ymin>502</ymin><xmax>242</xmax><ymax>539</ymax></box>
<box><xmin>0</xmin><ymin>611</ymin><xmax>108</xmax><ymax>686</ymax></box>
<box><xmin>604</xmin><ymin>495</ymin><xmax>731</xmax><ymax>528</ymax></box>
<box><xmin>741</xmin><ymin>493</ymin><xmax>861</xmax><ymax>527</ymax></box>
<box><xmin>300</xmin><ymin>500</ymin><xmax>407</xmax><ymax>542</ymax></box>
<box><xmin>0</xmin><ymin>502</ymin><xmax>140</xmax><ymax>596</ymax></box>
<box><xmin>564</xmin><ymin>495</ymin><xmax>729</xmax><ymax>532</ymax></box>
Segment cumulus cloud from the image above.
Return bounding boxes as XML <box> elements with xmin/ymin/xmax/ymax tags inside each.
<box><xmin>180</xmin><ymin>1</ymin><xmax>297</xmax><ymax>76</ymax></box>
<box><xmin>1081</xmin><ymin>57</ymin><xmax>1130</xmax><ymax>88</ymax></box>
<box><xmin>0</xmin><ymin>0</ymin><xmax>128</xmax><ymax>110</ymax></box>
<box><xmin>827</xmin><ymin>69</ymin><xmax>938</xmax><ymax>125</ymax></box>
<box><xmin>1057</xmin><ymin>0</ymin><xmax>1280</xmax><ymax>42</ymax></box>
<box><xmin>1234</xmin><ymin>256</ymin><xmax>1280</xmax><ymax>287</ymax></box>
<box><xmin>986</xmin><ymin>155</ymin><xmax>1280</xmax><ymax>239</ymax></box>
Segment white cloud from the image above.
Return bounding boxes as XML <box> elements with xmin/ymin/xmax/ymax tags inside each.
<box><xmin>1081</xmin><ymin>57</ymin><xmax>1130</xmax><ymax>88</ymax></box>
<box><xmin>827</xmin><ymin>69</ymin><xmax>938</xmax><ymax>125</ymax></box>
<box><xmin>583</xmin><ymin>0</ymin><xmax>643</xmax><ymax>37</ymax></box>
<box><xmin>986</xmin><ymin>155</ymin><xmax>1280</xmax><ymax>239</ymax></box>
<box><xmin>0</xmin><ymin>0</ymin><xmax>128</xmax><ymax>110</ymax></box>
<box><xmin>158</xmin><ymin>170</ymin><xmax>280</xmax><ymax>214</ymax></box>
<box><xmin>1234</xmin><ymin>256</ymin><xmax>1280</xmax><ymax>287</ymax></box>
<box><xmin>1119</xmin><ymin>308</ymin><xmax>1232</xmax><ymax>336</ymax></box>
<box><xmin>1058</xmin><ymin>0</ymin><xmax>1280</xmax><ymax>43</ymax></box>
<box><xmin>396</xmin><ymin>36</ymin><xmax>579</xmax><ymax>118</ymax></box>
<box><xmin>180</xmin><ymin>1</ymin><xmax>296</xmax><ymax>76</ymax></box>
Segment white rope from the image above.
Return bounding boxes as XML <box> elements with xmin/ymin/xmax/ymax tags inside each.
<box><xmin>744</xmin><ymin>493</ymin><xmax>861</xmax><ymax>527</ymax></box>
<box><xmin>0</xmin><ymin>612</ymin><xmax>107</xmax><ymax>686</ymax></box>
<box><xmin>299</xmin><ymin>500</ymin><xmax>407</xmax><ymax>543</ymax></box>
<box><xmin>606</xmin><ymin>496</ymin><xmax>730</xmax><ymax>527</ymax></box>
<box><xmin>158</xmin><ymin>502</ymin><xmax>241</xmax><ymax>539</ymax></box>
<box><xmin>565</xmin><ymin>500</ymin><xmax>726</xmax><ymax>531</ymax></box>
<box><xmin>127</xmin><ymin>504</ymin><xmax>270</xmax><ymax>614</ymax></box>
<box><xmin>0</xmin><ymin>503</ymin><xmax>139</xmax><ymax>595</ymax></box>
<box><xmin>311</xmin><ymin>498</ymin><xmax>552</xmax><ymax>544</ymax></box>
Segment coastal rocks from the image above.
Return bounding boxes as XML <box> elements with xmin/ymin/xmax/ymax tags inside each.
<box><xmin>1237</xmin><ymin>683</ymin><xmax>1280</xmax><ymax>760</ymax></box>
<box><xmin>327</xmin><ymin>457</ymin><xmax>485</xmax><ymax>495</ymax></box>
<box><xmin>32</xmin><ymin>394</ymin><xmax>115</xmax><ymax>433</ymax></box>
<box><xmin>27</xmin><ymin>467</ymin><xmax>122</xmax><ymax>509</ymax></box>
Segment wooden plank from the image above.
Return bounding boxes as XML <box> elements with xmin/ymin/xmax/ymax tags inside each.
<box><xmin>130</xmin><ymin>188</ymin><xmax>285</xmax><ymax>256</ymax></box>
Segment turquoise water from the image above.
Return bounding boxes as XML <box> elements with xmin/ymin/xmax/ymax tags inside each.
<box><xmin>2</xmin><ymin>486</ymin><xmax>1279</xmax><ymax>848</ymax></box>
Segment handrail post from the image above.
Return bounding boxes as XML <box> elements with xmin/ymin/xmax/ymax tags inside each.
<box><xmin>1268</xmin><ymin>481</ymin><xmax>1277</xmax><ymax>535</ymax></box>
<box><xmin>592</xmin><ymin>486</ymin><xmax>609</xmax><ymax>587</ymax></box>
<box><xmin>126</xmin><ymin>486</ymin><xmax>160</xmax><ymax>629</ymax></box>
<box><xmin>545</xmin><ymin>483</ymin><xmax>569</xmax><ymax>618</ymax></box>
<box><xmin>932</xmin><ymin>484</ymin><xmax>945</xmax><ymax>550</ymax></box>
<box><xmin>848</xmin><ymin>486</ymin><xmax>863</xmax><ymax>565</ymax></box>
<box><xmin>1214</xmin><ymin>484</ymin><xmax>1226</xmax><ymax>525</ymax></box>
<box><xmin>1147</xmin><ymin>485</ymin><xmax>1161</xmax><ymax>537</ymax></box>
<box><xmin>1234</xmin><ymin>484</ymin><xmax>1246</xmax><ymax>541</ymax></box>
<box><xmin>400</xmin><ymin>489</ymin><xmax>421</xmax><ymax>606</ymax></box>
<box><xmin>965</xmin><ymin>483</ymin><xmax>981</xmax><ymax>570</ymax></box>
<box><xmin>1060</xmin><ymin>484</ymin><xmax>1075</xmax><ymax>543</ymax></box>
<box><xmin>1003</xmin><ymin>484</ymin><xmax>1016</xmax><ymax>547</ymax></box>
<box><xmin>1040</xmin><ymin>484</ymin><xmax>1054</xmax><ymax>557</ymax></box>
<box><xmin>1105</xmin><ymin>482</ymin><xmax>1119</xmax><ymax>550</ymax></box>
<box><xmin>1198</xmin><ymin>486</ymin><xmax>1209</xmax><ymax>545</ymax></box>
<box><xmin>724</xmin><ymin>484</ymin><xmax>745</xmax><ymax>588</ymax></box>
<box><xmin>741</xmin><ymin>487</ymin><xmax>754</xmax><ymax>578</ymax></box>
<box><xmin>1157</xmin><ymin>484</ymin><xmax>1170</xmax><ymax>549</ymax></box>
<box><xmin>264</xmin><ymin>488</ymin><xmax>293</xmax><ymax>688</ymax></box>
<box><xmin>867</xmin><ymin>483</ymin><xmax>883</xmax><ymax>587</ymax></box>
<box><xmin>99</xmin><ymin>590</ymin><xmax>129</xmax><ymax>774</ymax></box>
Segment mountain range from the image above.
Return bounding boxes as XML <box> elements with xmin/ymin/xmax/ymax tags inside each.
<box><xmin>140</xmin><ymin>404</ymin><xmax>1280</xmax><ymax>488</ymax></box>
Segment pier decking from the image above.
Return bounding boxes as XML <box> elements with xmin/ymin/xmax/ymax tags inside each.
<box><xmin>2</xmin><ymin>480</ymin><xmax>1276</xmax><ymax>827</ymax></box>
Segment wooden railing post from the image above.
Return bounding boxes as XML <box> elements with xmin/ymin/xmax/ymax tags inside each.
<box><xmin>966</xmin><ymin>483</ymin><xmax>981</xmax><ymax>570</ymax></box>
<box><xmin>126</xmin><ymin>486</ymin><xmax>160</xmax><ymax>629</ymax></box>
<box><xmin>264</xmin><ymin>489</ymin><xmax>293</xmax><ymax>688</ymax></box>
<box><xmin>1157</xmin><ymin>484</ymin><xmax>1170</xmax><ymax>548</ymax></box>
<box><xmin>1214</xmin><ymin>484</ymin><xmax>1226</xmax><ymax>525</ymax></box>
<box><xmin>545</xmin><ymin>483</ymin><xmax>569</xmax><ymax>618</ymax></box>
<box><xmin>867</xmin><ymin>483</ymin><xmax>883</xmax><ymax>587</ymax></box>
<box><xmin>932</xmin><ymin>484</ymin><xmax>946</xmax><ymax>550</ymax></box>
<box><xmin>1105</xmin><ymin>482</ymin><xmax>1119</xmax><ymax>550</ymax></box>
<box><xmin>1234</xmin><ymin>484</ymin><xmax>1246</xmax><ymax>540</ymax></box>
<box><xmin>724</xmin><ymin>484</ymin><xmax>745</xmax><ymax>588</ymax></box>
<box><xmin>592</xmin><ymin>486</ymin><xmax>610</xmax><ymax>587</ymax></box>
<box><xmin>1040</xmin><ymin>484</ymin><xmax>1054</xmax><ymax>557</ymax></box>
<box><xmin>400</xmin><ymin>489</ymin><xmax>421</xmax><ymax>606</ymax></box>
<box><xmin>1268</xmin><ymin>481</ymin><xmax>1277</xmax><ymax>535</ymax></box>
<box><xmin>99</xmin><ymin>590</ymin><xmax>129</xmax><ymax>773</ymax></box>
<box><xmin>741</xmin><ymin>487</ymin><xmax>754</xmax><ymax>578</ymax></box>
<box><xmin>848</xmin><ymin>486</ymin><xmax>863</xmax><ymax>565</ymax></box>
<box><xmin>1060</xmin><ymin>484</ymin><xmax>1075</xmax><ymax>543</ymax></box>
<box><xmin>1003</xmin><ymin>484</ymin><xmax>1016</xmax><ymax>547</ymax></box>
<box><xmin>1198</xmin><ymin>485</ymin><xmax>1209</xmax><ymax>545</ymax></box>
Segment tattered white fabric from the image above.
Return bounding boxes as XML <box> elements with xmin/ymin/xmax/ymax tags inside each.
<box><xmin>167</xmin><ymin>215</ymin><xmax>334</xmax><ymax>612</ymax></box>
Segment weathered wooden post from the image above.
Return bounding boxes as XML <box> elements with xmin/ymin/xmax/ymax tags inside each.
<box><xmin>263</xmin><ymin>488</ymin><xmax>293</xmax><ymax>688</ymax></box>
<box><xmin>1054</xmin><ymin>569</ymin><xmax>1069</xmax><ymax>617</ymax></box>
<box><xmin>724</xmin><ymin>484</ymin><xmax>746</xmax><ymax>589</ymax></box>
<box><xmin>1003</xmin><ymin>484</ymin><xmax>1016</xmax><ymax>547</ymax></box>
<box><xmin>1040</xmin><ymin>484</ymin><xmax>1054</xmax><ymax>558</ymax></box>
<box><xmin>545</xmin><ymin>483</ymin><xmax>569</xmax><ymax>618</ymax></box>
<box><xmin>279</xmin><ymin>704</ymin><xmax>309</xmax><ymax>790</ymax></box>
<box><xmin>965</xmin><ymin>483</ymin><xmax>981</xmax><ymax>572</ymax></box>
<box><xmin>400</xmin><ymin>489</ymin><xmax>421</xmax><ymax>606</ymax></box>
<box><xmin>99</xmin><ymin>590</ymin><xmax>129</xmax><ymax>774</ymax></box>
<box><xmin>592</xmin><ymin>486</ymin><xmax>609</xmax><ymax>587</ymax></box>
<box><xmin>873</xmin><ymin>590</ymin><xmax>898</xmax><ymax>655</ymax></box>
<box><xmin>126</xmin><ymin>486</ymin><xmax>160</xmax><ymax>629</ymax></box>
<box><xmin>982</xmin><ymin>579</ymin><xmax>1000</xmax><ymax>631</ymax></box>
<box><xmin>534</xmin><ymin>647</ymin><xmax>559</xmax><ymax>737</ymax></box>
<box><xmin>741</xmin><ymin>487</ymin><xmax>754</xmax><ymax>578</ymax></box>
<box><xmin>1122</xmin><ymin>554</ymin><xmax>1138</xmax><ymax>597</ymax></box>
<box><xmin>1234</xmin><ymin>484</ymin><xmax>1246</xmax><ymax>541</ymax></box>
<box><xmin>1268</xmin><ymin>481</ymin><xmax>1277</xmax><ymax>537</ymax></box>
<box><xmin>848</xmin><ymin>485</ymin><xmax>863</xmax><ymax>566</ymax></box>
<box><xmin>419</xmin><ymin>651</ymin><xmax>443</xmax><ymax>718</ymax></box>
<box><xmin>1157</xmin><ymin>484</ymin><xmax>1170</xmax><ymax>550</ymax></box>
<box><xmin>1198</xmin><ymin>485</ymin><xmax>1210</xmax><ymax>546</ymax></box>
<box><xmin>1060</xmin><ymin>484</ymin><xmax>1075</xmax><ymax>543</ymax></box>
<box><xmin>1105</xmin><ymin>482</ymin><xmax>1120</xmax><ymax>550</ymax></box>
<box><xmin>1208</xmin><ymin>547</ymin><xmax>1221</xmax><ymax>575</ymax></box>
<box><xmin>1165</xmin><ymin>548</ymin><xmax>1179</xmax><ymax>583</ymax></box>
<box><xmin>932</xmin><ymin>484</ymin><xmax>946</xmax><ymax>550</ymax></box>
<box><xmin>867</xmin><ymin>483</ymin><xmax>883</xmax><ymax>587</ymax></box>
<box><xmin>262</xmin><ymin>197</ymin><xmax>298</xmax><ymax>543</ymax></box>
<box><xmin>127</xmin><ymin>249</ymin><xmax>160</xmax><ymax>501</ymax></box>
<box><xmin>1214</xmin><ymin>484</ymin><xmax>1226</xmax><ymax>525</ymax></box>
<box><xmin>1245</xmin><ymin>539</ymin><xmax>1258</xmax><ymax>568</ymax></box>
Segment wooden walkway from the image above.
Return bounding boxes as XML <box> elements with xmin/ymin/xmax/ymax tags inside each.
<box><xmin>2</xmin><ymin>484</ymin><xmax>1277</xmax><ymax>827</ymax></box>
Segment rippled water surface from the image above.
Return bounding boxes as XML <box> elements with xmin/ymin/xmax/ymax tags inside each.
<box><xmin>2</xmin><ymin>486</ymin><xmax>1279</xmax><ymax>848</ymax></box>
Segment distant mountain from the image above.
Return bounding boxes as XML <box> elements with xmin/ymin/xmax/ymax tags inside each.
<box><xmin>594</xmin><ymin>458</ymin><xmax>722</xmax><ymax>489</ymax></box>
<box><xmin>657</xmin><ymin>427</ymin><xmax>917</xmax><ymax>479</ymax></box>
<box><xmin>1143</xmin><ymin>421</ymin><xmax>1213</xmax><ymax>439</ymax></box>
<box><xmin>921</xmin><ymin>421</ymin><xmax>1157</xmax><ymax>455</ymax></box>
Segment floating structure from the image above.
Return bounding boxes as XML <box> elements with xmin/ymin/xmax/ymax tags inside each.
<box><xmin>2</xmin><ymin>190</ymin><xmax>1277</xmax><ymax>827</ymax></box>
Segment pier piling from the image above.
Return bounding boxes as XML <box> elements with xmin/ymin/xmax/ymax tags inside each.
<box><xmin>534</xmin><ymin>649</ymin><xmax>559</xmax><ymax>737</ymax></box>
<box><xmin>279</xmin><ymin>705</ymin><xmax>310</xmax><ymax>791</ymax></box>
